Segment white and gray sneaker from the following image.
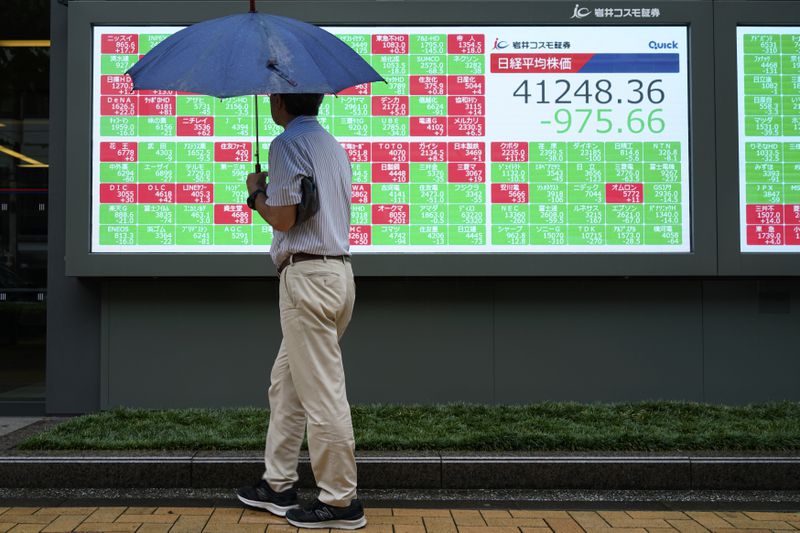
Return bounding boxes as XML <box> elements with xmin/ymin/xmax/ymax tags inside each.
<box><xmin>286</xmin><ymin>498</ymin><xmax>367</xmax><ymax>529</ymax></box>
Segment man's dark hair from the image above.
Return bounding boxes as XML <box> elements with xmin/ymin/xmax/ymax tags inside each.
<box><xmin>278</xmin><ymin>93</ymin><xmax>324</xmax><ymax>116</ymax></box>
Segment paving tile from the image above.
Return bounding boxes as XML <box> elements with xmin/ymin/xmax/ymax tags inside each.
<box><xmin>743</xmin><ymin>513</ymin><xmax>800</xmax><ymax>522</ymax></box>
<box><xmin>451</xmin><ymin>511</ymin><xmax>486</xmax><ymax>526</ymax></box>
<box><xmin>570</xmin><ymin>511</ymin><xmax>611</xmax><ymax>529</ymax></box>
<box><xmin>7</xmin><ymin>525</ymin><xmax>45</xmax><ymax>533</ymax></box>
<box><xmin>716</xmin><ymin>518</ymin><xmax>794</xmax><ymax>530</ymax></box>
<box><xmin>0</xmin><ymin>511</ymin><xmax>8</xmax><ymax>517</ymax></box>
<box><xmin>40</xmin><ymin>515</ymin><xmax>86</xmax><ymax>533</ymax></box>
<box><xmin>169</xmin><ymin>515</ymin><xmax>212</xmax><ymax>532</ymax></box>
<box><xmin>645</xmin><ymin>528</ymin><xmax>678</xmax><ymax>533</ymax></box>
<box><xmin>512</xmin><ymin>512</ymin><xmax>570</xmax><ymax>520</ymax></box>
<box><xmin>155</xmin><ymin>508</ymin><xmax>214</xmax><ymax>517</ymax></box>
<box><xmin>708</xmin><ymin>529</ymin><xmax>772</xmax><ymax>533</ymax></box>
<box><xmin>137</xmin><ymin>525</ymin><xmax>172</xmax><ymax>533</ymax></box>
<box><xmin>485</xmin><ymin>518</ymin><xmax>548</xmax><ymax>527</ymax></box>
<box><xmin>423</xmin><ymin>516</ymin><xmax>458</xmax><ymax>533</ymax></box>
<box><xmin>264</xmin><ymin>526</ymin><xmax>298</xmax><ymax>533</ymax></box>
<box><xmin>519</xmin><ymin>528</ymin><xmax>552</xmax><ymax>533</ymax></box>
<box><xmin>36</xmin><ymin>508</ymin><xmax>95</xmax><ymax>516</ymax></box>
<box><xmin>333</xmin><ymin>525</ymin><xmax>391</xmax><ymax>533</ymax></box>
<box><xmin>394</xmin><ymin>510</ymin><xmax>452</xmax><ymax>518</ymax></box>
<box><xmin>238</xmin><ymin>511</ymin><xmax>286</xmax><ymax>525</ymax></box>
<box><xmin>206</xmin><ymin>508</ymin><xmax>243</xmax><ymax>524</ymax></box>
<box><xmin>84</xmin><ymin>508</ymin><xmax>128</xmax><ymax>523</ymax></box>
<box><xmin>666</xmin><ymin>519</ymin><xmax>710</xmax><ymax>533</ymax></box>
<box><xmin>364</xmin><ymin>509</ymin><xmax>392</xmax><ymax>517</ymax></box>
<box><xmin>583</xmin><ymin>529</ymin><xmax>648</xmax><ymax>533</ymax></box>
<box><xmin>685</xmin><ymin>513</ymin><xmax>733</xmax><ymax>530</ymax></box>
<box><xmin>393</xmin><ymin>526</ymin><xmax>426</xmax><ymax>533</ymax></box>
<box><xmin>1</xmin><ymin>518</ymin><xmax>54</xmax><ymax>526</ymax></box>
<box><xmin>480</xmin><ymin>511</ymin><xmax>513</xmax><ymax>520</ymax></box>
<box><xmin>74</xmin><ymin>523</ymin><xmax>139</xmax><ymax>532</ymax></box>
<box><xmin>544</xmin><ymin>517</ymin><xmax>583</xmax><ymax>533</ymax></box>
<box><xmin>0</xmin><ymin>524</ymin><xmax>15</xmax><ymax>533</ymax></box>
<box><xmin>366</xmin><ymin>516</ymin><xmax>422</xmax><ymax>525</ymax></box>
<box><xmin>457</xmin><ymin>527</ymin><xmax>521</xmax><ymax>533</ymax></box>
<box><xmin>114</xmin><ymin>514</ymin><xmax>178</xmax><ymax>524</ymax></box>
<box><xmin>627</xmin><ymin>513</ymin><xmax>689</xmax><ymax>520</ymax></box>
<box><xmin>3</xmin><ymin>511</ymin><xmax>37</xmax><ymax>517</ymax></box>
<box><xmin>598</xmin><ymin>511</ymin><xmax>671</xmax><ymax>528</ymax></box>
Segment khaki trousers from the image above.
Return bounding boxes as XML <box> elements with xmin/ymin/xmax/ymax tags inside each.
<box><xmin>263</xmin><ymin>257</ymin><xmax>357</xmax><ymax>507</ymax></box>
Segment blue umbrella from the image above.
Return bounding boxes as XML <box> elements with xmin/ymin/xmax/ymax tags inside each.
<box><xmin>127</xmin><ymin>0</ymin><xmax>384</xmax><ymax>170</ymax></box>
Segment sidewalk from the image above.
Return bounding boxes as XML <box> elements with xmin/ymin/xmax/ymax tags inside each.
<box><xmin>0</xmin><ymin>506</ymin><xmax>799</xmax><ymax>533</ymax></box>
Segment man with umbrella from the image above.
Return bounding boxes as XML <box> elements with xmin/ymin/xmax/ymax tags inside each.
<box><xmin>126</xmin><ymin>5</ymin><xmax>384</xmax><ymax>528</ymax></box>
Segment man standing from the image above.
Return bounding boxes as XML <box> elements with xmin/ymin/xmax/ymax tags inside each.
<box><xmin>236</xmin><ymin>93</ymin><xmax>364</xmax><ymax>530</ymax></box>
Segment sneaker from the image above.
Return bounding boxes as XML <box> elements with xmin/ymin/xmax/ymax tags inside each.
<box><xmin>236</xmin><ymin>479</ymin><xmax>299</xmax><ymax>516</ymax></box>
<box><xmin>286</xmin><ymin>498</ymin><xmax>367</xmax><ymax>529</ymax></box>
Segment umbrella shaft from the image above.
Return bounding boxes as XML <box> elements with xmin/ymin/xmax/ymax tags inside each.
<box><xmin>250</xmin><ymin>0</ymin><xmax>256</xmax><ymax>12</ymax></box>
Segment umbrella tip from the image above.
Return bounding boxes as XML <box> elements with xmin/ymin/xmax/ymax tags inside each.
<box><xmin>249</xmin><ymin>0</ymin><xmax>256</xmax><ymax>12</ymax></box>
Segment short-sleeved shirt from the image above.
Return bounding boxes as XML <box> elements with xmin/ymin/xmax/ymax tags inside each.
<box><xmin>266</xmin><ymin>116</ymin><xmax>352</xmax><ymax>267</ymax></box>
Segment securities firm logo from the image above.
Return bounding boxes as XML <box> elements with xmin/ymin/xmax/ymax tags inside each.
<box><xmin>570</xmin><ymin>4</ymin><xmax>662</xmax><ymax>19</ymax></box>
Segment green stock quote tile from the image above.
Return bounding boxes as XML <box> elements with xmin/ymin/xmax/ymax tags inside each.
<box><xmin>410</xmin><ymin>183</ymin><xmax>447</xmax><ymax>204</ymax></box>
<box><xmin>643</xmin><ymin>142</ymin><xmax>680</xmax><ymax>162</ymax></box>
<box><xmin>372</xmin><ymin>76</ymin><xmax>409</xmax><ymax>96</ymax></box>
<box><xmin>783</xmin><ymin>116</ymin><xmax>800</xmax><ymax>136</ymax></box>
<box><xmin>410</xmin><ymin>34</ymin><xmax>446</xmax><ymax>55</ymax></box>
<box><xmin>605</xmin><ymin>162</ymin><xmax>643</xmax><ymax>183</ymax></box>
<box><xmin>449</xmin><ymin>224</ymin><xmax>485</xmax><ymax>245</ymax></box>
<box><xmin>530</xmin><ymin>225</ymin><xmax>566</xmax><ymax>245</ymax></box>
<box><xmin>491</xmin><ymin>163</ymin><xmax>528</xmax><ymax>183</ymax></box>
<box><xmin>607</xmin><ymin>204</ymin><xmax>644</xmax><ymax>225</ymax></box>
<box><xmin>335</xmin><ymin>34</ymin><xmax>370</xmax><ymax>55</ymax></box>
<box><xmin>177</xmin><ymin>96</ymin><xmax>214</xmax><ymax>116</ymax></box>
<box><xmin>177</xmin><ymin>142</ymin><xmax>213</xmax><ymax>162</ymax></box>
<box><xmin>746</xmin><ymin>142</ymin><xmax>782</xmax><ymax>163</ymax></box>
<box><xmin>644</xmin><ymin>224</ymin><xmax>682</xmax><ymax>245</ymax></box>
<box><xmin>567</xmin><ymin>163</ymin><xmax>605</xmax><ymax>183</ymax></box>
<box><xmin>746</xmin><ymin>163</ymin><xmax>783</xmax><ymax>183</ymax></box>
<box><xmin>782</xmin><ymin>75</ymin><xmax>800</xmax><ymax>95</ymax></box>
<box><xmin>567</xmin><ymin>224</ymin><xmax>606</xmax><ymax>246</ymax></box>
<box><xmin>410</xmin><ymin>162</ymin><xmax>447</xmax><ymax>183</ymax></box>
<box><xmin>531</xmin><ymin>183</ymin><xmax>567</xmax><ymax>203</ymax></box>
<box><xmin>568</xmin><ymin>204</ymin><xmax>605</xmax><ymax>224</ymax></box>
<box><xmin>139</xmin><ymin>163</ymin><xmax>177</xmax><ymax>183</ymax></box>
<box><xmin>448</xmin><ymin>183</ymin><xmax>485</xmax><ymax>204</ymax></box>
<box><xmin>214</xmin><ymin>183</ymin><xmax>248</xmax><ymax>204</ymax></box>
<box><xmin>448</xmin><ymin>204</ymin><xmax>485</xmax><ymax>225</ymax></box>
<box><xmin>786</xmin><ymin>184</ymin><xmax>800</xmax><ymax>203</ymax></box>
<box><xmin>782</xmin><ymin>34</ymin><xmax>800</xmax><ymax>55</ymax></box>
<box><xmin>214</xmin><ymin>225</ymin><xmax>252</xmax><ymax>245</ymax></box>
<box><xmin>138</xmin><ymin>204</ymin><xmax>176</xmax><ymax>225</ymax></box>
<box><xmin>567</xmin><ymin>184</ymin><xmax>604</xmax><ymax>204</ymax></box>
<box><xmin>530</xmin><ymin>203</ymin><xmax>566</xmax><ymax>225</ymax></box>
<box><xmin>214</xmin><ymin>163</ymin><xmax>250</xmax><ymax>183</ymax></box>
<box><xmin>138</xmin><ymin>225</ymin><xmax>176</xmax><ymax>245</ymax></box>
<box><xmin>138</xmin><ymin>116</ymin><xmax>176</xmax><ymax>136</ymax></box>
<box><xmin>99</xmin><ymin>204</ymin><xmax>137</xmax><ymax>225</ymax></box>
<box><xmin>177</xmin><ymin>163</ymin><xmax>213</xmax><ymax>182</ymax></box>
<box><xmin>139</xmin><ymin>142</ymin><xmax>177</xmax><ymax>163</ymax></box>
<box><xmin>567</xmin><ymin>142</ymin><xmax>604</xmax><ymax>163</ymax></box>
<box><xmin>372</xmin><ymin>183</ymin><xmax>410</xmax><ymax>204</ymax></box>
<box><xmin>744</xmin><ymin>75</ymin><xmax>780</xmax><ymax>95</ymax></box>
<box><xmin>101</xmin><ymin>54</ymin><xmax>137</xmax><ymax>74</ymax></box>
<box><xmin>216</xmin><ymin>117</ymin><xmax>253</xmax><ymax>136</ymax></box>
<box><xmin>333</xmin><ymin>117</ymin><xmax>370</xmax><ymax>137</ymax></box>
<box><xmin>215</xmin><ymin>96</ymin><xmax>250</xmax><ymax>116</ymax></box>
<box><xmin>743</xmin><ymin>34</ymin><xmax>780</xmax><ymax>55</ymax></box>
<box><xmin>644</xmin><ymin>183</ymin><xmax>681</xmax><ymax>203</ymax></box>
<box><xmin>351</xmin><ymin>204</ymin><xmax>371</xmax><ymax>225</ymax></box>
<box><xmin>530</xmin><ymin>163</ymin><xmax>566</xmax><ymax>183</ymax></box>
<box><xmin>100</xmin><ymin>116</ymin><xmax>137</xmax><ymax>136</ymax></box>
<box><xmin>743</xmin><ymin>55</ymin><xmax>781</xmax><ymax>75</ymax></box>
<box><xmin>447</xmin><ymin>55</ymin><xmax>484</xmax><ymax>75</ymax></box>
<box><xmin>782</xmin><ymin>54</ymin><xmax>800</xmax><ymax>74</ymax></box>
<box><xmin>605</xmin><ymin>142</ymin><xmax>643</xmax><ymax>162</ymax></box>
<box><xmin>371</xmin><ymin>55</ymin><xmax>409</xmax><ymax>77</ymax></box>
<box><xmin>606</xmin><ymin>225</ymin><xmax>644</xmax><ymax>245</ymax></box>
<box><xmin>744</xmin><ymin>95</ymin><xmax>781</xmax><ymax>116</ymax></box>
<box><xmin>530</xmin><ymin>142</ymin><xmax>567</xmax><ymax>163</ymax></box>
<box><xmin>351</xmin><ymin>163</ymin><xmax>371</xmax><ymax>184</ymax></box>
<box><xmin>643</xmin><ymin>162</ymin><xmax>680</xmax><ymax>182</ymax></box>
<box><xmin>410</xmin><ymin>225</ymin><xmax>448</xmax><ymax>245</ymax></box>
<box><xmin>372</xmin><ymin>225</ymin><xmax>410</xmax><ymax>245</ymax></box>
<box><xmin>257</xmin><ymin>116</ymin><xmax>284</xmax><ymax>136</ymax></box>
<box><xmin>410</xmin><ymin>96</ymin><xmax>446</xmax><ymax>116</ymax></box>
<box><xmin>746</xmin><ymin>183</ymin><xmax>783</xmax><ymax>204</ymax></box>
<box><xmin>492</xmin><ymin>204</ymin><xmax>529</xmax><ymax>225</ymax></box>
<box><xmin>493</xmin><ymin>225</ymin><xmax>529</xmax><ymax>245</ymax></box>
<box><xmin>100</xmin><ymin>163</ymin><xmax>137</xmax><ymax>183</ymax></box>
<box><xmin>176</xmin><ymin>225</ymin><xmax>213</xmax><ymax>245</ymax></box>
<box><xmin>645</xmin><ymin>204</ymin><xmax>681</xmax><ymax>225</ymax></box>
<box><xmin>138</xmin><ymin>34</ymin><xmax>170</xmax><ymax>54</ymax></box>
<box><xmin>410</xmin><ymin>55</ymin><xmax>446</xmax><ymax>75</ymax></box>
<box><xmin>99</xmin><ymin>225</ymin><xmax>137</xmax><ymax>245</ymax></box>
<box><xmin>785</xmin><ymin>163</ymin><xmax>800</xmax><ymax>183</ymax></box>
<box><xmin>410</xmin><ymin>204</ymin><xmax>447</xmax><ymax>225</ymax></box>
<box><xmin>372</xmin><ymin>117</ymin><xmax>409</xmax><ymax>137</ymax></box>
<box><xmin>176</xmin><ymin>205</ymin><xmax>213</xmax><ymax>225</ymax></box>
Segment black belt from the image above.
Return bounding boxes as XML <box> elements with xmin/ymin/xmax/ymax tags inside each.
<box><xmin>278</xmin><ymin>253</ymin><xmax>350</xmax><ymax>275</ymax></box>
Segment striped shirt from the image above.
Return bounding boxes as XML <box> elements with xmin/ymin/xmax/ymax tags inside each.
<box><xmin>266</xmin><ymin>115</ymin><xmax>352</xmax><ymax>267</ymax></box>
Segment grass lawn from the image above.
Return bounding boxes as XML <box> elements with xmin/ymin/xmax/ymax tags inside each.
<box><xmin>18</xmin><ymin>402</ymin><xmax>800</xmax><ymax>452</ymax></box>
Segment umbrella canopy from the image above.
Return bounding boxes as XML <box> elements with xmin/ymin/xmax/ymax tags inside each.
<box><xmin>127</xmin><ymin>12</ymin><xmax>384</xmax><ymax>97</ymax></box>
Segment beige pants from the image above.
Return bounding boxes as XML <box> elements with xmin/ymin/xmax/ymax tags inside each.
<box><xmin>263</xmin><ymin>257</ymin><xmax>357</xmax><ymax>507</ymax></box>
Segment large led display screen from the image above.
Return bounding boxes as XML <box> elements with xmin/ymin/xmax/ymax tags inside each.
<box><xmin>738</xmin><ymin>27</ymin><xmax>800</xmax><ymax>251</ymax></box>
<box><xmin>93</xmin><ymin>26</ymin><xmax>689</xmax><ymax>253</ymax></box>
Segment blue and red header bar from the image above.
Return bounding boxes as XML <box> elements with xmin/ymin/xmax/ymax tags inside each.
<box><xmin>490</xmin><ymin>53</ymin><xmax>679</xmax><ymax>73</ymax></box>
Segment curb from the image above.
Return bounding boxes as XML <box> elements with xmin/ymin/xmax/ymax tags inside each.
<box><xmin>0</xmin><ymin>452</ymin><xmax>798</xmax><ymax>490</ymax></box>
